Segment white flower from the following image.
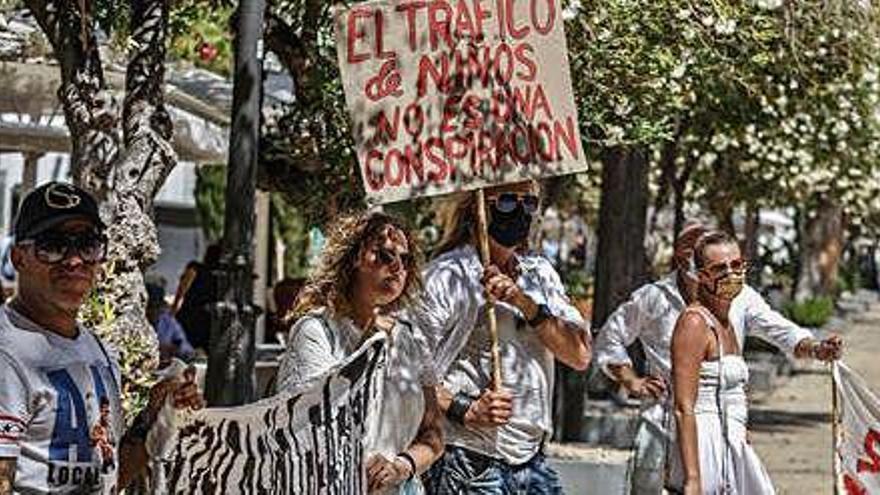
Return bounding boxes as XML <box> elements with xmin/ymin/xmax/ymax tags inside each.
<box><xmin>702</xmin><ymin>15</ymin><xmax>715</xmax><ymax>27</ymax></box>
<box><xmin>715</xmin><ymin>19</ymin><xmax>736</xmax><ymax>35</ymax></box>
<box><xmin>606</xmin><ymin>125</ymin><xmax>625</xmax><ymax>143</ymax></box>
<box><xmin>711</xmin><ymin>133</ymin><xmax>731</xmax><ymax>151</ymax></box>
<box><xmin>671</xmin><ymin>64</ymin><xmax>687</xmax><ymax>79</ymax></box>
<box><xmin>754</xmin><ymin>0</ymin><xmax>783</xmax><ymax>9</ymax></box>
<box><xmin>700</xmin><ymin>152</ymin><xmax>718</xmax><ymax>166</ymax></box>
<box><xmin>676</xmin><ymin>8</ymin><xmax>691</xmax><ymax>19</ymax></box>
<box><xmin>833</xmin><ymin>120</ymin><xmax>851</xmax><ymax>137</ymax></box>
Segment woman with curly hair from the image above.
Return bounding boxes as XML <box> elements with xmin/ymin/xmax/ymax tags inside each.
<box><xmin>276</xmin><ymin>211</ymin><xmax>443</xmax><ymax>494</ymax></box>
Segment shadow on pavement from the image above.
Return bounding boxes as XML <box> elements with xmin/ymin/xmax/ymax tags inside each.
<box><xmin>748</xmin><ymin>409</ymin><xmax>831</xmax><ymax>434</ymax></box>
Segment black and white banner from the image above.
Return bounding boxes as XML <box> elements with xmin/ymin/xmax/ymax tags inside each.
<box><xmin>161</xmin><ymin>334</ymin><xmax>387</xmax><ymax>494</ymax></box>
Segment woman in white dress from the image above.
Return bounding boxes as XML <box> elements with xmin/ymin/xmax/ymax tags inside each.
<box><xmin>670</xmin><ymin>230</ymin><xmax>775</xmax><ymax>495</ymax></box>
<box><xmin>276</xmin><ymin>211</ymin><xmax>443</xmax><ymax>494</ymax></box>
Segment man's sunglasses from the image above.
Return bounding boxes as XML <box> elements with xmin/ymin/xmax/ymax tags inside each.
<box><xmin>19</xmin><ymin>231</ymin><xmax>107</xmax><ymax>265</ymax></box>
<box><xmin>490</xmin><ymin>193</ymin><xmax>540</xmax><ymax>214</ymax></box>
<box><xmin>374</xmin><ymin>246</ymin><xmax>413</xmax><ymax>268</ymax></box>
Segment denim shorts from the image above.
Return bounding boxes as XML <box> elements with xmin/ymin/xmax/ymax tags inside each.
<box><xmin>424</xmin><ymin>445</ymin><xmax>564</xmax><ymax>495</ymax></box>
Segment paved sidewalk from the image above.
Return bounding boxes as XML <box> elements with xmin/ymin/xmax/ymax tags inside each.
<box><xmin>750</xmin><ymin>307</ymin><xmax>880</xmax><ymax>494</ymax></box>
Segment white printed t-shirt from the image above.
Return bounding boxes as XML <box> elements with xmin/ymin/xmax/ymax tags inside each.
<box><xmin>0</xmin><ymin>304</ymin><xmax>123</xmax><ymax>494</ymax></box>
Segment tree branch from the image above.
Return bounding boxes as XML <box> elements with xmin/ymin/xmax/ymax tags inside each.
<box><xmin>264</xmin><ymin>12</ymin><xmax>311</xmax><ymax>102</ymax></box>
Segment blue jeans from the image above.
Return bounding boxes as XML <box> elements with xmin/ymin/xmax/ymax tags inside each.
<box><xmin>425</xmin><ymin>445</ymin><xmax>565</xmax><ymax>494</ymax></box>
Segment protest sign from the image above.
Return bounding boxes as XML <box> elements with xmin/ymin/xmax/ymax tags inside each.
<box><xmin>833</xmin><ymin>361</ymin><xmax>880</xmax><ymax>494</ymax></box>
<box><xmin>335</xmin><ymin>0</ymin><xmax>588</xmax><ymax>204</ymax></box>
<box><xmin>160</xmin><ymin>334</ymin><xmax>387</xmax><ymax>494</ymax></box>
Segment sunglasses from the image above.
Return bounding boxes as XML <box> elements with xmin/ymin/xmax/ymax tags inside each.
<box><xmin>373</xmin><ymin>246</ymin><xmax>413</xmax><ymax>268</ymax></box>
<box><xmin>490</xmin><ymin>193</ymin><xmax>540</xmax><ymax>214</ymax></box>
<box><xmin>702</xmin><ymin>258</ymin><xmax>748</xmax><ymax>277</ymax></box>
<box><xmin>19</xmin><ymin>230</ymin><xmax>107</xmax><ymax>265</ymax></box>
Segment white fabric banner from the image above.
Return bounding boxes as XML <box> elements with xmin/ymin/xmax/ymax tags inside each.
<box><xmin>834</xmin><ymin>361</ymin><xmax>880</xmax><ymax>494</ymax></box>
<box><xmin>160</xmin><ymin>334</ymin><xmax>387</xmax><ymax>494</ymax></box>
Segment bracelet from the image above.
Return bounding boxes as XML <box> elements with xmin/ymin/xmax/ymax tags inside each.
<box><xmin>396</xmin><ymin>452</ymin><xmax>417</xmax><ymax>480</ymax></box>
<box><xmin>446</xmin><ymin>392</ymin><xmax>473</xmax><ymax>425</ymax></box>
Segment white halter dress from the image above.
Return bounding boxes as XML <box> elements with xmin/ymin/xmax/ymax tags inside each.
<box><xmin>668</xmin><ymin>306</ymin><xmax>776</xmax><ymax>494</ymax></box>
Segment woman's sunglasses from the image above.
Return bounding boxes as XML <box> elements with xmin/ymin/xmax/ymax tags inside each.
<box><xmin>490</xmin><ymin>193</ymin><xmax>540</xmax><ymax>214</ymax></box>
<box><xmin>701</xmin><ymin>258</ymin><xmax>748</xmax><ymax>277</ymax></box>
<box><xmin>19</xmin><ymin>230</ymin><xmax>107</xmax><ymax>265</ymax></box>
<box><xmin>374</xmin><ymin>246</ymin><xmax>413</xmax><ymax>268</ymax></box>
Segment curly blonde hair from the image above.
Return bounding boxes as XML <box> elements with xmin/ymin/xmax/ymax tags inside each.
<box><xmin>289</xmin><ymin>211</ymin><xmax>422</xmax><ymax>322</ymax></box>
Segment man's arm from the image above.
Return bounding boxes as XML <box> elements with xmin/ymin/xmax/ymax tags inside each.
<box><xmin>117</xmin><ymin>369</ymin><xmax>204</xmax><ymax>490</ymax></box>
<box><xmin>518</xmin><ymin>296</ymin><xmax>591</xmax><ymax>370</ymax></box>
<box><xmin>0</xmin><ymin>458</ymin><xmax>16</xmax><ymax>495</ymax></box>
<box><xmin>742</xmin><ymin>288</ymin><xmax>842</xmax><ymax>361</ymax></box>
<box><xmin>594</xmin><ymin>291</ymin><xmax>668</xmax><ymax>398</ymax></box>
<box><xmin>483</xmin><ymin>264</ymin><xmax>590</xmax><ymax>370</ymax></box>
<box><xmin>0</xmin><ymin>353</ymin><xmax>28</xmax><ymax>494</ymax></box>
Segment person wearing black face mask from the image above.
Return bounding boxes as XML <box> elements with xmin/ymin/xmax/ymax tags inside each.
<box><xmin>411</xmin><ymin>181</ymin><xmax>591</xmax><ymax>494</ymax></box>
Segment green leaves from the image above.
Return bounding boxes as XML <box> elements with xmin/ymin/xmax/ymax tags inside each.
<box><xmin>571</xmin><ymin>0</ymin><xmax>880</xmax><ymax>230</ymax></box>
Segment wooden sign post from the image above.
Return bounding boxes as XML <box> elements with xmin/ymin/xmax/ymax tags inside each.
<box><xmin>475</xmin><ymin>188</ymin><xmax>503</xmax><ymax>387</ymax></box>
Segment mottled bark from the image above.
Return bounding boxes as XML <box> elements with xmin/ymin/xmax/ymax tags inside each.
<box><xmin>795</xmin><ymin>200</ymin><xmax>845</xmax><ymax>301</ymax></box>
<box><xmin>558</xmin><ymin>148</ymin><xmax>650</xmax><ymax>441</ymax></box>
<box><xmin>744</xmin><ymin>204</ymin><xmax>761</xmax><ymax>287</ymax></box>
<box><xmin>27</xmin><ymin>0</ymin><xmax>120</xmax><ymax>191</ymax></box>
<box><xmin>25</xmin><ymin>0</ymin><xmax>177</xmax><ymax>399</ymax></box>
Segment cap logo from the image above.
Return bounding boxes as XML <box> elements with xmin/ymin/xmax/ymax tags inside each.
<box><xmin>44</xmin><ymin>183</ymin><xmax>82</xmax><ymax>210</ymax></box>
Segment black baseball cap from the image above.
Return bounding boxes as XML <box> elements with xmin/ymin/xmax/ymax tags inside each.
<box><xmin>13</xmin><ymin>182</ymin><xmax>105</xmax><ymax>242</ymax></box>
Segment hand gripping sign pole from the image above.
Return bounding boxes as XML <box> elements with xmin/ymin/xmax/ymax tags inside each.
<box><xmin>475</xmin><ymin>188</ymin><xmax>503</xmax><ymax>388</ymax></box>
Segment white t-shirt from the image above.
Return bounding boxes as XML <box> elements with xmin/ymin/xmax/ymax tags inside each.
<box><xmin>411</xmin><ymin>245</ymin><xmax>589</xmax><ymax>465</ymax></box>
<box><xmin>276</xmin><ymin>308</ymin><xmax>436</xmax><ymax>458</ymax></box>
<box><xmin>0</xmin><ymin>305</ymin><xmax>123</xmax><ymax>494</ymax></box>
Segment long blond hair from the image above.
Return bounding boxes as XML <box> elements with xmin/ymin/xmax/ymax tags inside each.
<box><xmin>290</xmin><ymin>211</ymin><xmax>422</xmax><ymax>322</ymax></box>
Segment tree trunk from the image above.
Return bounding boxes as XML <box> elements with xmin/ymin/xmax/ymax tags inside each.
<box><xmin>26</xmin><ymin>0</ymin><xmax>177</xmax><ymax>413</ymax></box>
<box><xmin>744</xmin><ymin>204</ymin><xmax>761</xmax><ymax>288</ymax></box>
<box><xmin>558</xmin><ymin>147</ymin><xmax>650</xmax><ymax>441</ymax></box>
<box><xmin>672</xmin><ymin>159</ymin><xmax>694</xmax><ymax>239</ymax></box>
<box><xmin>795</xmin><ymin>200</ymin><xmax>845</xmax><ymax>301</ymax></box>
<box><xmin>206</xmin><ymin>0</ymin><xmax>265</xmax><ymax>406</ymax></box>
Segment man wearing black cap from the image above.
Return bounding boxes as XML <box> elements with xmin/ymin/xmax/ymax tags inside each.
<box><xmin>0</xmin><ymin>182</ymin><xmax>204</xmax><ymax>494</ymax></box>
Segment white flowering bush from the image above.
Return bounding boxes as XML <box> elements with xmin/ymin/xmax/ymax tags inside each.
<box><xmin>566</xmin><ymin>0</ymin><xmax>880</xmax><ymax>229</ymax></box>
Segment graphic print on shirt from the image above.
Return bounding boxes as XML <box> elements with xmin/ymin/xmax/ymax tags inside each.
<box><xmin>44</xmin><ymin>364</ymin><xmax>115</xmax><ymax>492</ymax></box>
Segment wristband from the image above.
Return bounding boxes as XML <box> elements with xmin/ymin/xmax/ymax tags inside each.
<box><xmin>446</xmin><ymin>392</ymin><xmax>473</xmax><ymax>425</ymax></box>
<box><xmin>528</xmin><ymin>303</ymin><xmax>552</xmax><ymax>328</ymax></box>
<box><xmin>396</xmin><ymin>452</ymin><xmax>417</xmax><ymax>480</ymax></box>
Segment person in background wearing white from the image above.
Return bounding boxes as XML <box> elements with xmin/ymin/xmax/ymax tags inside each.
<box><xmin>593</xmin><ymin>223</ymin><xmax>842</xmax><ymax>494</ymax></box>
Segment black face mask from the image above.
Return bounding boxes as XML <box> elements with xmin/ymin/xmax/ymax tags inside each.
<box><xmin>488</xmin><ymin>204</ymin><xmax>533</xmax><ymax>248</ymax></box>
